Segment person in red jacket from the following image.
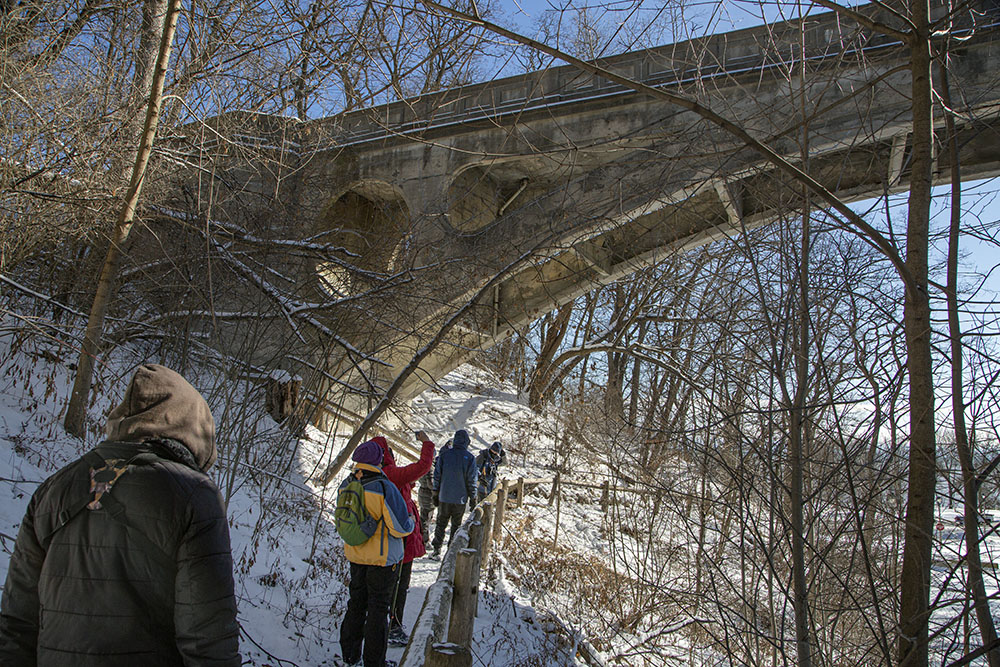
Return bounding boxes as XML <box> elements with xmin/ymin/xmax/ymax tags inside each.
<box><xmin>373</xmin><ymin>431</ymin><xmax>435</xmax><ymax>646</ymax></box>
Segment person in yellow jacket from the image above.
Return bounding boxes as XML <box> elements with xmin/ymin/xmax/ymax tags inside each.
<box><xmin>338</xmin><ymin>439</ymin><xmax>414</xmax><ymax>667</ymax></box>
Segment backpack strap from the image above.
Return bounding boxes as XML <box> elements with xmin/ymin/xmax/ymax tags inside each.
<box><xmin>359</xmin><ymin>471</ymin><xmax>388</xmax><ymax>530</ymax></box>
<box><xmin>41</xmin><ymin>448</ymin><xmax>175</xmax><ymax>568</ymax></box>
<box><xmin>41</xmin><ymin>449</ymin><xmax>110</xmax><ymax>548</ymax></box>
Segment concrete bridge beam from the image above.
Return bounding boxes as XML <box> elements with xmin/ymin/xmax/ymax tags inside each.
<box><xmin>171</xmin><ymin>5</ymin><xmax>1000</xmax><ymax>438</ymax></box>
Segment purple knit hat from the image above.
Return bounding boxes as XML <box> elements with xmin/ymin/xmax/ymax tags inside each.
<box><xmin>352</xmin><ymin>439</ymin><xmax>383</xmax><ymax>466</ymax></box>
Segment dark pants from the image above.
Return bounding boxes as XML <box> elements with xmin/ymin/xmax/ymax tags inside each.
<box><xmin>389</xmin><ymin>560</ymin><xmax>413</xmax><ymax>629</ymax></box>
<box><xmin>432</xmin><ymin>502</ymin><xmax>465</xmax><ymax>550</ymax></box>
<box><xmin>341</xmin><ymin>561</ymin><xmax>397</xmax><ymax>667</ymax></box>
<box><xmin>418</xmin><ymin>503</ymin><xmax>433</xmax><ymax>545</ymax></box>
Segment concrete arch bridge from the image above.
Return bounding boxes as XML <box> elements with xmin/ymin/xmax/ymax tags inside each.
<box><xmin>170</xmin><ymin>2</ymin><xmax>1000</xmax><ymax>457</ymax></box>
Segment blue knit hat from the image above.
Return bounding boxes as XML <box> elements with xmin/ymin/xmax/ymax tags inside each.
<box><xmin>352</xmin><ymin>440</ymin><xmax>383</xmax><ymax>465</ymax></box>
<box><xmin>453</xmin><ymin>429</ymin><xmax>470</xmax><ymax>448</ymax></box>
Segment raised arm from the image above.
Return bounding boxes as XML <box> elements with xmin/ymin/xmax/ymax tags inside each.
<box><xmin>383</xmin><ymin>435</ymin><xmax>435</xmax><ymax>487</ymax></box>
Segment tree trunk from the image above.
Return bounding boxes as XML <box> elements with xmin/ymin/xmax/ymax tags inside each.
<box><xmin>940</xmin><ymin>58</ymin><xmax>1000</xmax><ymax>667</ymax></box>
<box><xmin>627</xmin><ymin>320</ymin><xmax>646</xmax><ymax>426</ymax></box>
<box><xmin>898</xmin><ymin>2</ymin><xmax>937</xmax><ymax>663</ymax></box>
<box><xmin>790</xmin><ymin>179</ymin><xmax>813</xmax><ymax>667</ymax></box>
<box><xmin>63</xmin><ymin>0</ymin><xmax>182</xmax><ymax>436</ymax></box>
<box><xmin>527</xmin><ymin>303</ymin><xmax>573</xmax><ymax>411</ymax></box>
<box><xmin>790</xmin><ymin>24</ymin><xmax>813</xmax><ymax>667</ymax></box>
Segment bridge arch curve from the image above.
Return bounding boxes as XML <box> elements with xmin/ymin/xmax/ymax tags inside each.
<box><xmin>315</xmin><ymin>179</ymin><xmax>411</xmax><ymax>297</ymax></box>
<box><xmin>446</xmin><ymin>159</ymin><xmax>578</xmax><ymax>233</ymax></box>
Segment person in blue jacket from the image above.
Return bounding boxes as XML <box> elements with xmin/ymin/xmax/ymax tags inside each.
<box><xmin>339</xmin><ymin>439</ymin><xmax>414</xmax><ymax>667</ymax></box>
<box><xmin>429</xmin><ymin>429</ymin><xmax>477</xmax><ymax>560</ymax></box>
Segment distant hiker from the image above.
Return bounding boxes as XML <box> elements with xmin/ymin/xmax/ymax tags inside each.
<box><xmin>373</xmin><ymin>432</ymin><xmax>434</xmax><ymax>647</ymax></box>
<box><xmin>338</xmin><ymin>439</ymin><xmax>414</xmax><ymax>667</ymax></box>
<box><xmin>475</xmin><ymin>441</ymin><xmax>506</xmax><ymax>504</ymax></box>
<box><xmin>416</xmin><ymin>473</ymin><xmax>435</xmax><ymax>545</ymax></box>
<box><xmin>417</xmin><ymin>438</ymin><xmax>450</xmax><ymax>544</ymax></box>
<box><xmin>0</xmin><ymin>364</ymin><xmax>240</xmax><ymax>666</ymax></box>
<box><xmin>429</xmin><ymin>429</ymin><xmax>477</xmax><ymax>560</ymax></box>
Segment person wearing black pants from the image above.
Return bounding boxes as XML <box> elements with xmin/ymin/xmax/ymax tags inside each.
<box><xmin>337</xmin><ymin>439</ymin><xmax>414</xmax><ymax>667</ymax></box>
<box><xmin>429</xmin><ymin>429</ymin><xmax>478</xmax><ymax>559</ymax></box>
<box><xmin>389</xmin><ymin>561</ymin><xmax>412</xmax><ymax>638</ymax></box>
<box><xmin>342</xmin><ymin>562</ymin><xmax>398</xmax><ymax>667</ymax></box>
<box><xmin>431</xmin><ymin>501</ymin><xmax>466</xmax><ymax>556</ymax></box>
<box><xmin>372</xmin><ymin>433</ymin><xmax>435</xmax><ymax>646</ymax></box>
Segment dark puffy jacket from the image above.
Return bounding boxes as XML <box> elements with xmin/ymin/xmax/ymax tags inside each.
<box><xmin>0</xmin><ymin>440</ymin><xmax>239</xmax><ymax>666</ymax></box>
<box><xmin>475</xmin><ymin>448</ymin><xmax>505</xmax><ymax>497</ymax></box>
<box><xmin>433</xmin><ymin>430</ymin><xmax>477</xmax><ymax>505</ymax></box>
<box><xmin>0</xmin><ymin>364</ymin><xmax>240</xmax><ymax>667</ymax></box>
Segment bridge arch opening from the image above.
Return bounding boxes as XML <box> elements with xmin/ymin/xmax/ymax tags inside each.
<box><xmin>448</xmin><ymin>163</ymin><xmax>555</xmax><ymax>233</ymax></box>
<box><xmin>315</xmin><ymin>180</ymin><xmax>410</xmax><ymax>297</ymax></box>
<box><xmin>447</xmin><ymin>159</ymin><xmax>589</xmax><ymax>233</ymax></box>
<box><xmin>448</xmin><ymin>166</ymin><xmax>504</xmax><ymax>232</ymax></box>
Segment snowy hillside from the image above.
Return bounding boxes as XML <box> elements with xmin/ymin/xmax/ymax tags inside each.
<box><xmin>0</xmin><ymin>315</ymin><xmax>595</xmax><ymax>666</ymax></box>
<box><xmin>7</xmin><ymin>308</ymin><xmax>1000</xmax><ymax>666</ymax></box>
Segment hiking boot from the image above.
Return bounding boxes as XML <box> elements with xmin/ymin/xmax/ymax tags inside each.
<box><xmin>388</xmin><ymin>624</ymin><xmax>409</xmax><ymax>647</ymax></box>
<box><xmin>336</xmin><ymin>657</ymin><xmax>361</xmax><ymax>667</ymax></box>
<box><xmin>385</xmin><ymin>661</ymin><xmax>398</xmax><ymax>667</ymax></box>
<box><xmin>428</xmin><ymin>547</ymin><xmax>441</xmax><ymax>561</ymax></box>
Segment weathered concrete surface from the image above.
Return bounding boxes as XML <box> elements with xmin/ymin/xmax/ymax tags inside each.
<box><xmin>166</xmin><ymin>3</ymin><xmax>1000</xmax><ymax>427</ymax></box>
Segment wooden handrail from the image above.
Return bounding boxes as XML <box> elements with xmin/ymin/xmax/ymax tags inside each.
<box><xmin>399</xmin><ymin>476</ymin><xmax>621</xmax><ymax>666</ymax></box>
<box><xmin>400</xmin><ymin>484</ymin><xmax>502</xmax><ymax>667</ymax></box>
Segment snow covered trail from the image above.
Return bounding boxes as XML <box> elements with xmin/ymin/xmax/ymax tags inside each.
<box><xmin>0</xmin><ymin>329</ymin><xmax>575</xmax><ymax>666</ymax></box>
<box><xmin>387</xmin><ymin>555</ymin><xmax>441</xmax><ymax>664</ymax></box>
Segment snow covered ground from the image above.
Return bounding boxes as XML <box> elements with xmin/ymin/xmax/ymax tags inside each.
<box><xmin>7</xmin><ymin>308</ymin><xmax>1000</xmax><ymax>666</ymax></box>
<box><xmin>0</xmin><ymin>317</ymin><xmax>583</xmax><ymax>666</ymax></box>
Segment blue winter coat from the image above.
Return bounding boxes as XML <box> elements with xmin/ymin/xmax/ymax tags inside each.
<box><xmin>433</xmin><ymin>434</ymin><xmax>477</xmax><ymax>505</ymax></box>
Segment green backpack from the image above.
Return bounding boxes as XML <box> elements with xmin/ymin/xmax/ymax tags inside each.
<box><xmin>335</xmin><ymin>471</ymin><xmax>380</xmax><ymax>546</ymax></box>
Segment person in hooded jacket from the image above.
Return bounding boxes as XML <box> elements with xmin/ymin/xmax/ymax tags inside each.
<box><xmin>373</xmin><ymin>431</ymin><xmax>434</xmax><ymax>646</ymax></box>
<box><xmin>475</xmin><ymin>441</ymin><xmax>506</xmax><ymax>504</ymax></box>
<box><xmin>429</xmin><ymin>429</ymin><xmax>477</xmax><ymax>560</ymax></box>
<box><xmin>339</xmin><ymin>439</ymin><xmax>414</xmax><ymax>667</ymax></box>
<box><xmin>0</xmin><ymin>364</ymin><xmax>240</xmax><ymax>667</ymax></box>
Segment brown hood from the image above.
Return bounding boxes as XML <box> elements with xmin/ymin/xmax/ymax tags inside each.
<box><xmin>105</xmin><ymin>364</ymin><xmax>217</xmax><ymax>471</ymax></box>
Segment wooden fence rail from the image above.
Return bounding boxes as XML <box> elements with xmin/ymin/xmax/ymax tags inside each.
<box><xmin>399</xmin><ymin>484</ymin><xmax>499</xmax><ymax>667</ymax></box>
<box><xmin>400</xmin><ymin>475</ymin><xmax>611</xmax><ymax>667</ymax></box>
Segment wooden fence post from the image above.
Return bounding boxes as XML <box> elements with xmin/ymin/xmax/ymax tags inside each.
<box><xmin>467</xmin><ymin>520</ymin><xmax>484</xmax><ymax>617</ymax></box>
<box><xmin>600</xmin><ymin>480</ymin><xmax>610</xmax><ymax>513</ymax></box>
<box><xmin>548</xmin><ymin>471</ymin><xmax>560</xmax><ymax>506</ymax></box>
<box><xmin>447</xmin><ymin>549</ymin><xmax>478</xmax><ymax>650</ymax></box>
<box><xmin>517</xmin><ymin>478</ymin><xmax>525</xmax><ymax>508</ymax></box>
<box><xmin>492</xmin><ymin>483</ymin><xmax>507</xmax><ymax>545</ymax></box>
<box><xmin>426</xmin><ymin>643</ymin><xmax>472</xmax><ymax>667</ymax></box>
<box><xmin>480</xmin><ymin>502</ymin><xmax>494</xmax><ymax>570</ymax></box>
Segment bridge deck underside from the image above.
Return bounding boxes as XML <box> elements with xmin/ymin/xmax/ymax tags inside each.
<box><xmin>389</xmin><ymin>112</ymin><xmax>1000</xmax><ymax>401</ymax></box>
